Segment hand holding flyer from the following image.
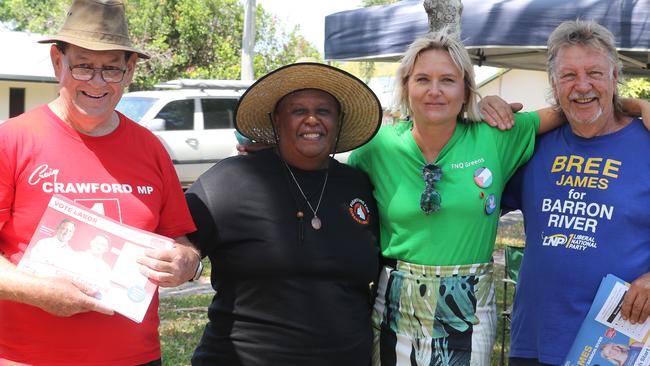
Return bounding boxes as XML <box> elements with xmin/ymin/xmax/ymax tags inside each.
<box><xmin>18</xmin><ymin>195</ymin><xmax>173</xmax><ymax>323</ymax></box>
<box><xmin>564</xmin><ymin>274</ymin><xmax>650</xmax><ymax>366</ymax></box>
<box><xmin>595</xmin><ymin>281</ymin><xmax>650</xmax><ymax>341</ymax></box>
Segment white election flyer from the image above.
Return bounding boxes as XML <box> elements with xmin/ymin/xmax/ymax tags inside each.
<box><xmin>18</xmin><ymin>195</ymin><xmax>173</xmax><ymax>323</ymax></box>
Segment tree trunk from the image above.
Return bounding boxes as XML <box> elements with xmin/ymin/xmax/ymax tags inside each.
<box><xmin>423</xmin><ymin>0</ymin><xmax>463</xmax><ymax>37</ymax></box>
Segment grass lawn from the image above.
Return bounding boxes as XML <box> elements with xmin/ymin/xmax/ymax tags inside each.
<box><xmin>159</xmin><ymin>294</ymin><xmax>211</xmax><ymax>365</ymax></box>
<box><xmin>160</xmin><ymin>217</ymin><xmax>526</xmax><ymax>366</ymax></box>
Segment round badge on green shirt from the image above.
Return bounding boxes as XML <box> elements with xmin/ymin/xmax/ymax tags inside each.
<box><xmin>484</xmin><ymin>193</ymin><xmax>497</xmax><ymax>215</ymax></box>
<box><xmin>473</xmin><ymin>167</ymin><xmax>493</xmax><ymax>188</ymax></box>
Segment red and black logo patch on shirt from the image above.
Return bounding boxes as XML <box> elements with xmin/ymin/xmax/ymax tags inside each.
<box><xmin>348</xmin><ymin>198</ymin><xmax>370</xmax><ymax>225</ymax></box>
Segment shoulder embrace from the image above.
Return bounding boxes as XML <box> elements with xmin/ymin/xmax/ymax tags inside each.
<box><xmin>513</xmin><ymin>111</ymin><xmax>540</xmax><ymax>130</ymax></box>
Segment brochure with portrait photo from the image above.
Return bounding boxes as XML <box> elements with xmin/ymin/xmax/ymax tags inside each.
<box><xmin>18</xmin><ymin>194</ymin><xmax>173</xmax><ymax>323</ymax></box>
<box><xmin>563</xmin><ymin>274</ymin><xmax>650</xmax><ymax>366</ymax></box>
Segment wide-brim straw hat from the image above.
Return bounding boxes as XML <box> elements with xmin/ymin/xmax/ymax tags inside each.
<box><xmin>39</xmin><ymin>0</ymin><xmax>150</xmax><ymax>59</ymax></box>
<box><xmin>235</xmin><ymin>62</ymin><xmax>382</xmax><ymax>153</ymax></box>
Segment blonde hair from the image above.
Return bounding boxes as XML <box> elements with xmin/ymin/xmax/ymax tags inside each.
<box><xmin>395</xmin><ymin>29</ymin><xmax>481</xmax><ymax>122</ymax></box>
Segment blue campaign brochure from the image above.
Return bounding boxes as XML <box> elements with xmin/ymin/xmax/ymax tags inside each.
<box><xmin>564</xmin><ymin>274</ymin><xmax>650</xmax><ymax>366</ymax></box>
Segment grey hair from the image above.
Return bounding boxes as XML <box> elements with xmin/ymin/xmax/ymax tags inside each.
<box><xmin>547</xmin><ymin>20</ymin><xmax>623</xmax><ymax>117</ymax></box>
<box><xmin>394</xmin><ymin>29</ymin><xmax>481</xmax><ymax>123</ymax></box>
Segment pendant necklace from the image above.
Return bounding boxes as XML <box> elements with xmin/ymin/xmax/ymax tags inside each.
<box><xmin>283</xmin><ymin>161</ymin><xmax>329</xmax><ymax>230</ymax></box>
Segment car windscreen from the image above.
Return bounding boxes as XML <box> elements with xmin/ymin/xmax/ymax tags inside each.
<box><xmin>116</xmin><ymin>97</ymin><xmax>158</xmax><ymax>122</ymax></box>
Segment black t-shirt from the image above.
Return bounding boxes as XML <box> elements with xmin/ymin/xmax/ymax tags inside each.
<box><xmin>186</xmin><ymin>149</ymin><xmax>380</xmax><ymax>366</ymax></box>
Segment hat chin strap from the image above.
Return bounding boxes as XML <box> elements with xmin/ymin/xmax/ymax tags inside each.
<box><xmin>330</xmin><ymin>111</ymin><xmax>345</xmax><ymax>159</ymax></box>
<box><xmin>268</xmin><ymin>112</ymin><xmax>282</xmax><ymax>158</ymax></box>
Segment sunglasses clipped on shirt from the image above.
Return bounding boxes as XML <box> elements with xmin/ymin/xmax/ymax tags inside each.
<box><xmin>420</xmin><ymin>163</ymin><xmax>442</xmax><ymax>215</ymax></box>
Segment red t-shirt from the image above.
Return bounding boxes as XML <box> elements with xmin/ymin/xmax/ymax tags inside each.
<box><xmin>0</xmin><ymin>105</ymin><xmax>196</xmax><ymax>365</ymax></box>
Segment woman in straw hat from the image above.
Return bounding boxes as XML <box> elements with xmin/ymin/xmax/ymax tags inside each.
<box><xmin>185</xmin><ymin>62</ymin><xmax>382</xmax><ymax>365</ymax></box>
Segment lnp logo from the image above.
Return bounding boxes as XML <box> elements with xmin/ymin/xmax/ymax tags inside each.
<box><xmin>541</xmin><ymin>233</ymin><xmax>598</xmax><ymax>251</ymax></box>
<box><xmin>542</xmin><ymin>233</ymin><xmax>567</xmax><ymax>246</ymax></box>
<box><xmin>348</xmin><ymin>198</ymin><xmax>370</xmax><ymax>225</ymax></box>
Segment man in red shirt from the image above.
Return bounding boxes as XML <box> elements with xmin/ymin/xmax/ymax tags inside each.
<box><xmin>0</xmin><ymin>0</ymin><xmax>199</xmax><ymax>365</ymax></box>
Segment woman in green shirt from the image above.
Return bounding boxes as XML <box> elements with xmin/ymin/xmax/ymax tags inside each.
<box><xmin>347</xmin><ymin>30</ymin><xmax>562</xmax><ymax>366</ymax></box>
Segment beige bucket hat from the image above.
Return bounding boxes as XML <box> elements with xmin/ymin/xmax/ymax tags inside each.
<box><xmin>235</xmin><ymin>62</ymin><xmax>382</xmax><ymax>153</ymax></box>
<box><xmin>39</xmin><ymin>0</ymin><xmax>150</xmax><ymax>59</ymax></box>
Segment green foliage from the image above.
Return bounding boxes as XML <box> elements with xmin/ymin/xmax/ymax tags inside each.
<box><xmin>359</xmin><ymin>62</ymin><xmax>376</xmax><ymax>83</ymax></box>
<box><xmin>0</xmin><ymin>0</ymin><xmax>67</xmax><ymax>32</ymax></box>
<box><xmin>620</xmin><ymin>77</ymin><xmax>650</xmax><ymax>100</ymax></box>
<box><xmin>0</xmin><ymin>0</ymin><xmax>322</xmax><ymax>90</ymax></box>
<box><xmin>253</xmin><ymin>14</ymin><xmax>321</xmax><ymax>79</ymax></box>
<box><xmin>357</xmin><ymin>0</ymin><xmax>400</xmax><ymax>82</ymax></box>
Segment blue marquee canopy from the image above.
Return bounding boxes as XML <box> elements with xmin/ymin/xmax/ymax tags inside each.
<box><xmin>324</xmin><ymin>0</ymin><xmax>650</xmax><ymax>75</ymax></box>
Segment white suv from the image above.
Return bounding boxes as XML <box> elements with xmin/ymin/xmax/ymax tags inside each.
<box><xmin>116</xmin><ymin>80</ymin><xmax>253</xmax><ymax>186</ymax></box>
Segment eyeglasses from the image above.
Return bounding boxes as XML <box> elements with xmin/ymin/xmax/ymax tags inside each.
<box><xmin>68</xmin><ymin>66</ymin><xmax>126</xmax><ymax>83</ymax></box>
<box><xmin>420</xmin><ymin>163</ymin><xmax>442</xmax><ymax>215</ymax></box>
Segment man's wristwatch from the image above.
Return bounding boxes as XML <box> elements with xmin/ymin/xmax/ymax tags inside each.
<box><xmin>189</xmin><ymin>257</ymin><xmax>203</xmax><ymax>282</ymax></box>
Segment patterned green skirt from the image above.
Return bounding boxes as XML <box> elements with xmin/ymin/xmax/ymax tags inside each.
<box><xmin>372</xmin><ymin>261</ymin><xmax>496</xmax><ymax>366</ymax></box>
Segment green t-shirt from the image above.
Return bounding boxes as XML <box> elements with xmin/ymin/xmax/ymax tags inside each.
<box><xmin>348</xmin><ymin>112</ymin><xmax>540</xmax><ymax>265</ymax></box>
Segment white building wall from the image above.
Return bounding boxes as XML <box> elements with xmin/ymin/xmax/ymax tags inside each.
<box><xmin>25</xmin><ymin>82</ymin><xmax>59</xmax><ymax>111</ymax></box>
<box><xmin>478</xmin><ymin>69</ymin><xmax>552</xmax><ymax>111</ymax></box>
<box><xmin>0</xmin><ymin>81</ymin><xmax>59</xmax><ymax>120</ymax></box>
